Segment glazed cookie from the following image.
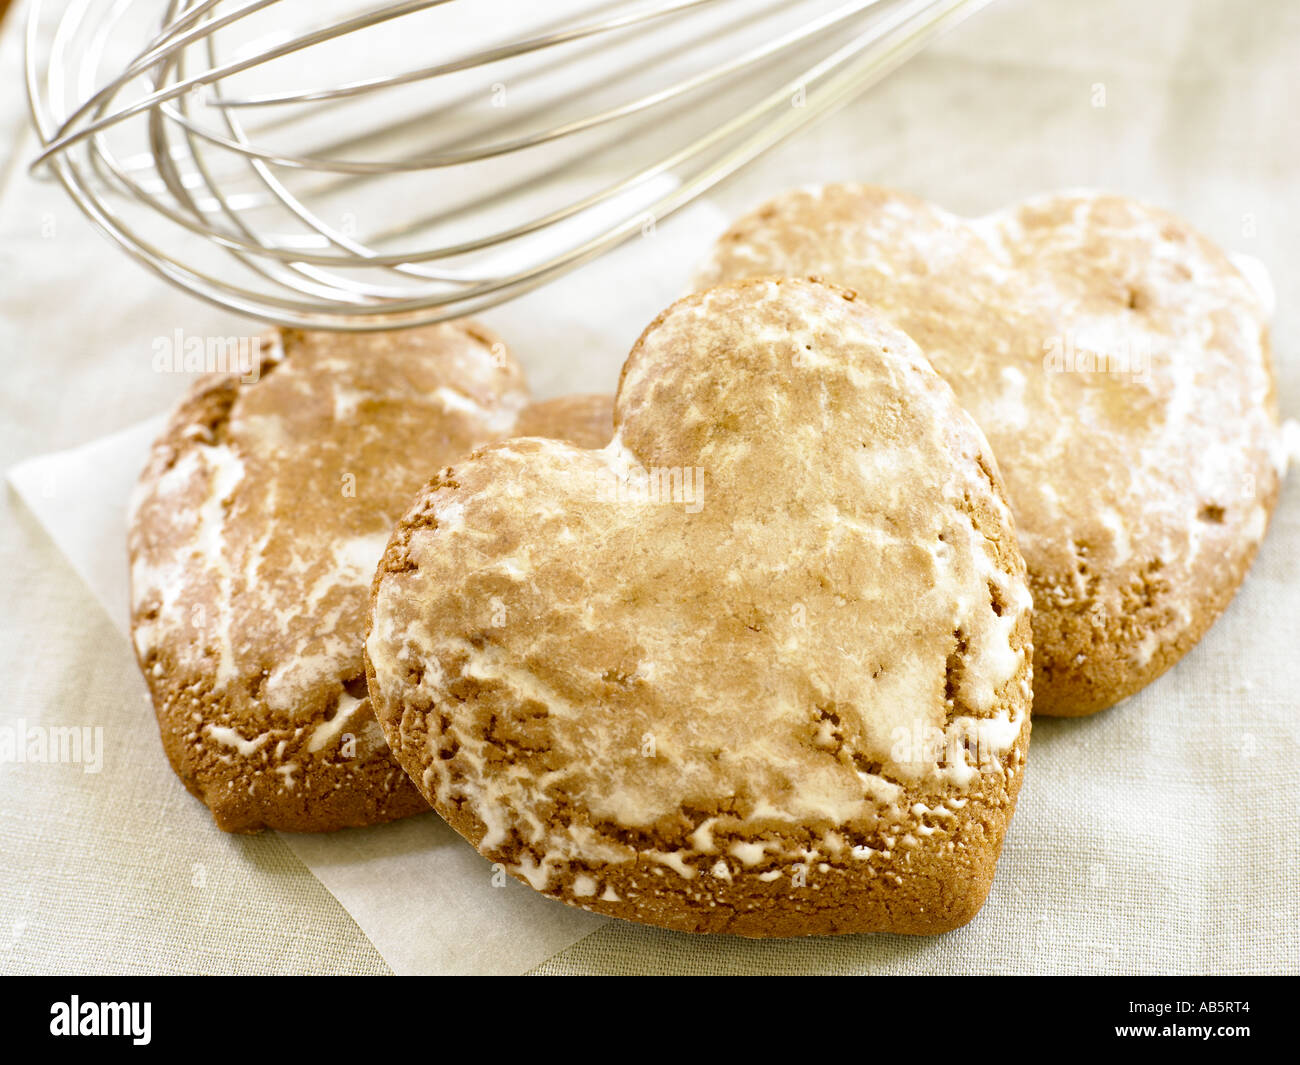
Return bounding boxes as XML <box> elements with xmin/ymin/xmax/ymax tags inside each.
<box><xmin>514</xmin><ymin>392</ymin><xmax>614</xmax><ymax>449</ymax></box>
<box><xmin>697</xmin><ymin>186</ymin><xmax>1282</xmax><ymax>716</ymax></box>
<box><xmin>367</xmin><ymin>279</ymin><xmax>1033</xmax><ymax>937</ymax></box>
<box><xmin>129</xmin><ymin>323</ymin><xmax>613</xmax><ymax>832</ymax></box>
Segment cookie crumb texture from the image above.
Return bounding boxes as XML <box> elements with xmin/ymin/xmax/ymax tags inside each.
<box><xmin>698</xmin><ymin>186</ymin><xmax>1282</xmax><ymax>716</ymax></box>
<box><xmin>367</xmin><ymin>280</ymin><xmax>1033</xmax><ymax>936</ymax></box>
<box><xmin>129</xmin><ymin>323</ymin><xmax>612</xmax><ymax>832</ymax></box>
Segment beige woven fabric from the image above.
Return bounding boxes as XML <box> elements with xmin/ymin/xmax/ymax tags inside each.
<box><xmin>3</xmin><ymin>0</ymin><xmax>1298</xmax><ymax>974</ymax></box>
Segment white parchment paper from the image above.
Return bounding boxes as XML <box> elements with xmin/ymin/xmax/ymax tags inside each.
<box><xmin>7</xmin><ymin>199</ymin><xmax>732</xmax><ymax>975</ymax></box>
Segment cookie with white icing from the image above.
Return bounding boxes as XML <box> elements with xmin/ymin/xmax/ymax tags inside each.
<box><xmin>696</xmin><ymin>186</ymin><xmax>1282</xmax><ymax>716</ymax></box>
<box><xmin>129</xmin><ymin>323</ymin><xmax>613</xmax><ymax>832</ymax></box>
<box><xmin>366</xmin><ymin>279</ymin><xmax>1032</xmax><ymax>936</ymax></box>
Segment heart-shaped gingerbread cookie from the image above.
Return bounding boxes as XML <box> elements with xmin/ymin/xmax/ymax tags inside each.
<box><xmin>696</xmin><ymin>186</ymin><xmax>1282</xmax><ymax>716</ymax></box>
<box><xmin>367</xmin><ymin>279</ymin><xmax>1033</xmax><ymax>936</ymax></box>
<box><xmin>130</xmin><ymin>322</ymin><xmax>612</xmax><ymax>832</ymax></box>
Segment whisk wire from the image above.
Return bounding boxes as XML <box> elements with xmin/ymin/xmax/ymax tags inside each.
<box><xmin>27</xmin><ymin>0</ymin><xmax>992</xmax><ymax>329</ymax></box>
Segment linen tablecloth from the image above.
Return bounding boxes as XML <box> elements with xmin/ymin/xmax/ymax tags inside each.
<box><xmin>2</xmin><ymin>0</ymin><xmax>1296</xmax><ymax>974</ymax></box>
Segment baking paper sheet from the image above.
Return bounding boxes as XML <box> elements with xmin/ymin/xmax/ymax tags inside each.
<box><xmin>7</xmin><ymin>198</ymin><xmax>732</xmax><ymax>975</ymax></box>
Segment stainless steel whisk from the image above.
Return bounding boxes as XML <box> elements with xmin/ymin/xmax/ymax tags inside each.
<box><xmin>26</xmin><ymin>0</ymin><xmax>991</xmax><ymax>330</ymax></box>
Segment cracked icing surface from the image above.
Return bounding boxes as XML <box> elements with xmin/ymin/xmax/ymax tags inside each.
<box><xmin>366</xmin><ymin>280</ymin><xmax>1033</xmax><ymax>936</ymax></box>
<box><xmin>696</xmin><ymin>186</ymin><xmax>1283</xmax><ymax>716</ymax></box>
<box><xmin>129</xmin><ymin>322</ymin><xmax>613</xmax><ymax>832</ymax></box>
